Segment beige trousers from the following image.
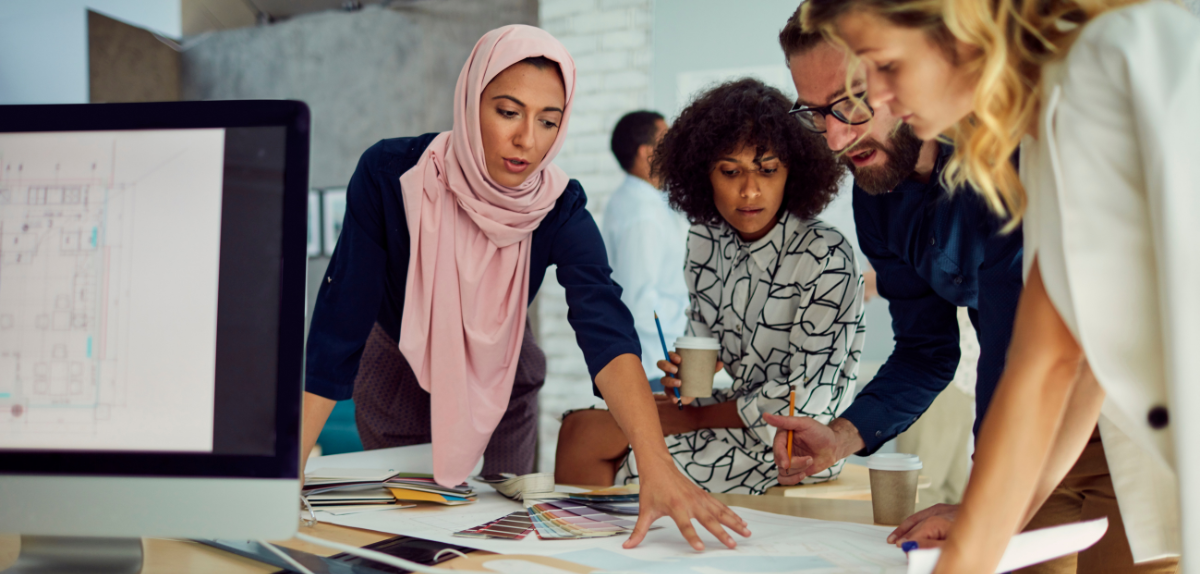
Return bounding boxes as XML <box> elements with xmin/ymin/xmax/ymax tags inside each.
<box><xmin>1017</xmin><ymin>428</ymin><xmax>1178</xmax><ymax>574</ymax></box>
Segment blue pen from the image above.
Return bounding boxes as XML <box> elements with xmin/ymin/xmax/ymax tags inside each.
<box><xmin>654</xmin><ymin>312</ymin><xmax>683</xmax><ymax>410</ymax></box>
<box><xmin>901</xmin><ymin>541</ymin><xmax>919</xmax><ymax>553</ymax></box>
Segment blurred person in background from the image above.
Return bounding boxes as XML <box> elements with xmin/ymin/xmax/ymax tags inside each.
<box><xmin>601</xmin><ymin>111</ymin><xmax>690</xmax><ymax>392</ymax></box>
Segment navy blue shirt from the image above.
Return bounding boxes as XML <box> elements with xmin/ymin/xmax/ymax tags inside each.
<box><xmin>840</xmin><ymin>143</ymin><xmax>1023</xmax><ymax>454</ymax></box>
<box><xmin>305</xmin><ymin>134</ymin><xmax>641</xmax><ymax>400</ymax></box>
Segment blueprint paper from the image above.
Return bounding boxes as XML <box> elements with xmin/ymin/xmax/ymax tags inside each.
<box><xmin>0</xmin><ymin>129</ymin><xmax>225</xmax><ymax>452</ymax></box>
<box><xmin>326</xmin><ymin>501</ymin><xmax>909</xmax><ymax>573</ymax></box>
<box><xmin>905</xmin><ymin>518</ymin><xmax>1108</xmax><ymax>574</ymax></box>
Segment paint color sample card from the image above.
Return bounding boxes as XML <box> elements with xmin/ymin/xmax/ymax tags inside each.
<box><xmin>454</xmin><ymin>511</ymin><xmax>535</xmax><ymax>540</ymax></box>
<box><xmin>527</xmin><ymin>499</ymin><xmax>638</xmax><ymax>539</ymax></box>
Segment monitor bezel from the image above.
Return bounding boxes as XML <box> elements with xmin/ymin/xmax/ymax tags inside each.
<box><xmin>0</xmin><ymin>100</ymin><xmax>308</xmax><ymax>479</ymax></box>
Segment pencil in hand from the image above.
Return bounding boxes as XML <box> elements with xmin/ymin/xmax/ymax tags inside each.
<box><xmin>654</xmin><ymin>312</ymin><xmax>683</xmax><ymax>410</ymax></box>
<box><xmin>787</xmin><ymin>387</ymin><xmax>796</xmax><ymax>458</ymax></box>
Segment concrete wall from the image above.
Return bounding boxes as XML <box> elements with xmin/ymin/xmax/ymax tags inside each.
<box><xmin>536</xmin><ymin>0</ymin><xmax>655</xmax><ymax>472</ymax></box>
<box><xmin>182</xmin><ymin>0</ymin><xmax>537</xmax><ymax>191</ymax></box>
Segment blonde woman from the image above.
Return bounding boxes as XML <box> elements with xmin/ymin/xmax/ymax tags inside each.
<box><xmin>799</xmin><ymin>0</ymin><xmax>1200</xmax><ymax>573</ymax></box>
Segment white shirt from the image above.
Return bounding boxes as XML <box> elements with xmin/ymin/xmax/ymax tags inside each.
<box><xmin>1021</xmin><ymin>1</ymin><xmax>1200</xmax><ymax>562</ymax></box>
<box><xmin>601</xmin><ymin>174</ymin><xmax>691</xmax><ymax>378</ymax></box>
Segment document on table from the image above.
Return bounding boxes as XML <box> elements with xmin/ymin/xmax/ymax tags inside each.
<box><xmin>324</xmin><ymin>495</ymin><xmax>912</xmax><ymax>572</ymax></box>
<box><xmin>905</xmin><ymin>518</ymin><xmax>1108</xmax><ymax>574</ymax></box>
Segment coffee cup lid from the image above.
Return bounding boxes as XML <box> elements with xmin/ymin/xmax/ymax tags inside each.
<box><xmin>865</xmin><ymin>453</ymin><xmax>922</xmax><ymax>471</ymax></box>
<box><xmin>674</xmin><ymin>336</ymin><xmax>722</xmax><ymax>350</ymax></box>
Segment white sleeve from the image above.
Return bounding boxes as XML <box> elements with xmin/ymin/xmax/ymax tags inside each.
<box><xmin>735</xmin><ymin>246</ymin><xmax>865</xmax><ymax>447</ymax></box>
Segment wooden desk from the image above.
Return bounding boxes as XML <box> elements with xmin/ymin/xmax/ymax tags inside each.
<box><xmin>0</xmin><ymin>496</ymin><xmax>887</xmax><ymax>573</ymax></box>
<box><xmin>764</xmin><ymin>463</ymin><xmax>933</xmax><ymax>501</ymax></box>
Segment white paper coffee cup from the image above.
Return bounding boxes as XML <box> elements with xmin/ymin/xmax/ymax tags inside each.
<box><xmin>673</xmin><ymin>336</ymin><xmax>721</xmax><ymax>398</ymax></box>
<box><xmin>866</xmin><ymin>453</ymin><xmax>922</xmax><ymax>525</ymax></box>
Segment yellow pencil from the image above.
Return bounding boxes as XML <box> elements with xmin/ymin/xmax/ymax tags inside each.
<box><xmin>787</xmin><ymin>388</ymin><xmax>796</xmax><ymax>457</ymax></box>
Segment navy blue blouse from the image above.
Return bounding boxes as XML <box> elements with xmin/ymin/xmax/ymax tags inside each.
<box><xmin>840</xmin><ymin>143</ymin><xmax>1024</xmax><ymax>454</ymax></box>
<box><xmin>305</xmin><ymin>134</ymin><xmax>641</xmax><ymax>401</ymax></box>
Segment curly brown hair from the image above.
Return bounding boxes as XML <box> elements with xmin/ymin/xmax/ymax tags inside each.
<box><xmin>652</xmin><ymin>78</ymin><xmax>843</xmax><ymax>226</ymax></box>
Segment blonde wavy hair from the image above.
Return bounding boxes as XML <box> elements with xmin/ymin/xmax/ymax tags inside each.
<box><xmin>801</xmin><ymin>0</ymin><xmax>1145</xmax><ymax>229</ymax></box>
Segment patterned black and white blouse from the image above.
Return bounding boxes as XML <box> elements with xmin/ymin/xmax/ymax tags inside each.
<box><xmin>616</xmin><ymin>211</ymin><xmax>866</xmax><ymax>494</ymax></box>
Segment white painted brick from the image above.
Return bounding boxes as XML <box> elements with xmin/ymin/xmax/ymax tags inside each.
<box><xmin>572</xmin><ymin>50</ymin><xmax>631</xmax><ymax>73</ymax></box>
<box><xmin>599</xmin><ymin>0</ymin><xmax>650</xmax><ymax>8</ymax></box>
<box><xmin>557</xmin><ymin>34</ymin><xmax>598</xmax><ymax>57</ymax></box>
<box><xmin>537</xmin><ymin>0</ymin><xmax>652</xmax><ymax>473</ymax></box>
<box><xmin>540</xmin><ymin>0</ymin><xmax>598</xmax><ymax>22</ymax></box>
<box><xmin>589</xmin><ymin>90</ymin><xmax>646</xmax><ymax>113</ymax></box>
<box><xmin>603</xmin><ymin>69</ymin><xmax>649</xmax><ymax>90</ymax></box>
<box><xmin>574</xmin><ymin>72</ymin><xmax>607</xmax><ymax>95</ymax></box>
<box><xmin>569</xmin><ymin>9</ymin><xmax>632</xmax><ymax>35</ymax></box>
<box><xmin>600</xmin><ymin>29</ymin><xmax>647</xmax><ymax>50</ymax></box>
<box><xmin>566</xmin><ymin>113</ymin><xmax>604</xmax><ymax>135</ymax></box>
<box><xmin>631</xmin><ymin>48</ymin><xmax>652</xmax><ymax>68</ymax></box>
<box><xmin>573</xmin><ymin>132</ymin><xmax>611</xmax><ymax>154</ymax></box>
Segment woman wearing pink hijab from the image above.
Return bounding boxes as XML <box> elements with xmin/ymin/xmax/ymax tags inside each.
<box><xmin>302</xmin><ymin>25</ymin><xmax>749</xmax><ymax>550</ymax></box>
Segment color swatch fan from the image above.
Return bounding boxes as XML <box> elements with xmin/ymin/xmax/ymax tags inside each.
<box><xmin>525</xmin><ymin>498</ymin><xmax>639</xmax><ymax>539</ymax></box>
<box><xmin>454</xmin><ymin>511</ymin><xmax>536</xmax><ymax>540</ymax></box>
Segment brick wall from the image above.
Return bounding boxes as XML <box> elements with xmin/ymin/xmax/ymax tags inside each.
<box><xmin>536</xmin><ymin>0</ymin><xmax>654</xmax><ymax>472</ymax></box>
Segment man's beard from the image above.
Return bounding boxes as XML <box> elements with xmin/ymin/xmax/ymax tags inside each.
<box><xmin>842</xmin><ymin>122</ymin><xmax>924</xmax><ymax>195</ymax></box>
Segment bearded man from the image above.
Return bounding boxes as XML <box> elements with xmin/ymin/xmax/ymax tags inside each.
<box><xmin>763</xmin><ymin>11</ymin><xmax>1023</xmax><ymax>526</ymax></box>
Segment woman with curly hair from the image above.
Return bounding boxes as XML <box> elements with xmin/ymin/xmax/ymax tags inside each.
<box><xmin>555</xmin><ymin>78</ymin><xmax>865</xmax><ymax>495</ymax></box>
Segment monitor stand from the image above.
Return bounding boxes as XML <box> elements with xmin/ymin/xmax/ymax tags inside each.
<box><xmin>4</xmin><ymin>536</ymin><xmax>143</xmax><ymax>574</ymax></box>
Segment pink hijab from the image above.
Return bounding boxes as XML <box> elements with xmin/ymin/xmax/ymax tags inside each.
<box><xmin>397</xmin><ymin>25</ymin><xmax>575</xmax><ymax>488</ymax></box>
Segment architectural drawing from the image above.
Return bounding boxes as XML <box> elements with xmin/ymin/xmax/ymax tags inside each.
<box><xmin>0</xmin><ymin>129</ymin><xmax>225</xmax><ymax>452</ymax></box>
<box><xmin>0</xmin><ymin>148</ymin><xmax>134</xmax><ymax>439</ymax></box>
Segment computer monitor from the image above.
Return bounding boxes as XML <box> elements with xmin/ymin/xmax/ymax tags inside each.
<box><xmin>0</xmin><ymin>101</ymin><xmax>310</xmax><ymax>572</ymax></box>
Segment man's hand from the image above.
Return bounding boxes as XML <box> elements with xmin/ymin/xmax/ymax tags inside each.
<box><xmin>653</xmin><ymin>393</ymin><xmax>696</xmax><ymax>436</ymax></box>
<box><xmin>762</xmin><ymin>414</ymin><xmax>864</xmax><ymax>485</ymax></box>
<box><xmin>624</xmin><ymin>455</ymin><xmax>751</xmax><ymax>551</ymax></box>
<box><xmin>888</xmin><ymin>503</ymin><xmax>958</xmax><ymax>547</ymax></box>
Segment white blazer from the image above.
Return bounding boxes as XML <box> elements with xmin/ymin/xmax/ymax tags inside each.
<box><xmin>1019</xmin><ymin>1</ymin><xmax>1200</xmax><ymax>564</ymax></box>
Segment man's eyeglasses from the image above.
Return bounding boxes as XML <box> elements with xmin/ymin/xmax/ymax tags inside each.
<box><xmin>789</xmin><ymin>92</ymin><xmax>874</xmax><ymax>133</ymax></box>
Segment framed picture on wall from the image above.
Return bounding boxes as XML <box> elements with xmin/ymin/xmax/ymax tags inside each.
<box><xmin>307</xmin><ymin>191</ymin><xmax>322</xmax><ymax>257</ymax></box>
<box><xmin>322</xmin><ymin>188</ymin><xmax>347</xmax><ymax>256</ymax></box>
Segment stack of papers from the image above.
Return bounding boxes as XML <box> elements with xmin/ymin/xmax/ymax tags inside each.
<box><xmin>476</xmin><ymin>472</ymin><xmax>555</xmax><ymax>501</ymax></box>
<box><xmin>302</xmin><ymin>469</ymin><xmax>415</xmax><ymax>515</ymax></box>
<box><xmin>385</xmin><ymin>473</ymin><xmax>476</xmax><ymax>505</ymax></box>
<box><xmin>303</xmin><ymin>468</ymin><xmax>399</xmax><ymax>494</ymax></box>
<box><xmin>564</xmin><ymin>484</ymin><xmax>639</xmax><ymax>502</ymax></box>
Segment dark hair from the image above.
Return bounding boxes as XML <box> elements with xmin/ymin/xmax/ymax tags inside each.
<box><xmin>653</xmin><ymin>78</ymin><xmax>843</xmax><ymax>226</ymax></box>
<box><xmin>779</xmin><ymin>5</ymin><xmax>827</xmax><ymax>60</ymax></box>
<box><xmin>610</xmin><ymin>111</ymin><xmax>665</xmax><ymax>173</ymax></box>
<box><xmin>518</xmin><ymin>56</ymin><xmax>565</xmax><ymax>81</ymax></box>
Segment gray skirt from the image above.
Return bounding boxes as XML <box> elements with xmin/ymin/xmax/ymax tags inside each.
<box><xmin>351</xmin><ymin>320</ymin><xmax>546</xmax><ymax>475</ymax></box>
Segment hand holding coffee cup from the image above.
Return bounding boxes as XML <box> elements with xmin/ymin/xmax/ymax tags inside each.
<box><xmin>656</xmin><ymin>336</ymin><xmax>724</xmax><ymax>403</ymax></box>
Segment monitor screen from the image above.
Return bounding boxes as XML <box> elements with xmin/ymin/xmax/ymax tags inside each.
<box><xmin>0</xmin><ymin>101</ymin><xmax>307</xmax><ymax>478</ymax></box>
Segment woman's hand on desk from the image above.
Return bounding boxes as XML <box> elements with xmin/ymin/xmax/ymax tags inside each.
<box><xmin>624</xmin><ymin>455</ymin><xmax>752</xmax><ymax>551</ymax></box>
<box><xmin>592</xmin><ymin>353</ymin><xmax>748</xmax><ymax>551</ymax></box>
